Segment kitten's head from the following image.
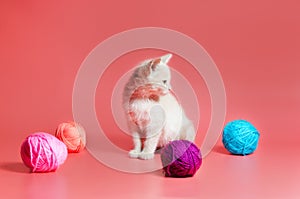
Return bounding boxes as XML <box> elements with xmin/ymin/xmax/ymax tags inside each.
<box><xmin>140</xmin><ymin>54</ymin><xmax>172</xmax><ymax>89</ymax></box>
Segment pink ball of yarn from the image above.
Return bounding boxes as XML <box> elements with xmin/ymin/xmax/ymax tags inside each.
<box><xmin>55</xmin><ymin>122</ymin><xmax>86</xmax><ymax>153</ymax></box>
<box><xmin>20</xmin><ymin>132</ymin><xmax>68</xmax><ymax>173</ymax></box>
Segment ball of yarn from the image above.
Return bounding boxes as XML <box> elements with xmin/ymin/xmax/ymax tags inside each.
<box><xmin>222</xmin><ymin>120</ymin><xmax>260</xmax><ymax>155</ymax></box>
<box><xmin>20</xmin><ymin>132</ymin><xmax>68</xmax><ymax>173</ymax></box>
<box><xmin>160</xmin><ymin>140</ymin><xmax>202</xmax><ymax>177</ymax></box>
<box><xmin>55</xmin><ymin>122</ymin><xmax>86</xmax><ymax>153</ymax></box>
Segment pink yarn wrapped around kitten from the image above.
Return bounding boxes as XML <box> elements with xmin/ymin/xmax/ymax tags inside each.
<box><xmin>55</xmin><ymin>122</ymin><xmax>86</xmax><ymax>153</ymax></box>
<box><xmin>20</xmin><ymin>132</ymin><xmax>68</xmax><ymax>173</ymax></box>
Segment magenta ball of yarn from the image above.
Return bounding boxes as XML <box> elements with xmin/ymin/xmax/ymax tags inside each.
<box><xmin>20</xmin><ymin>132</ymin><xmax>68</xmax><ymax>173</ymax></box>
<box><xmin>160</xmin><ymin>140</ymin><xmax>202</xmax><ymax>177</ymax></box>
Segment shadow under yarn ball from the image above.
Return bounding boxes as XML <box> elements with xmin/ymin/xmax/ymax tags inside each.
<box><xmin>160</xmin><ymin>140</ymin><xmax>202</xmax><ymax>178</ymax></box>
<box><xmin>222</xmin><ymin>120</ymin><xmax>260</xmax><ymax>155</ymax></box>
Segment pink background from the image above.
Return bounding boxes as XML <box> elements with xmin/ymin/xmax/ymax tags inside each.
<box><xmin>1</xmin><ymin>1</ymin><xmax>299</xmax><ymax>199</ymax></box>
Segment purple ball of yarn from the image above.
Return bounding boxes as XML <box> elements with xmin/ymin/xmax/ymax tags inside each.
<box><xmin>160</xmin><ymin>140</ymin><xmax>202</xmax><ymax>177</ymax></box>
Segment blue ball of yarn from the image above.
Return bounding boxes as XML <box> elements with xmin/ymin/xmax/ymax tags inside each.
<box><xmin>222</xmin><ymin>120</ymin><xmax>260</xmax><ymax>155</ymax></box>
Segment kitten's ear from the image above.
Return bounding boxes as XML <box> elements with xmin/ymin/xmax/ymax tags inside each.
<box><xmin>160</xmin><ymin>53</ymin><xmax>172</xmax><ymax>64</ymax></box>
<box><xmin>147</xmin><ymin>58</ymin><xmax>161</xmax><ymax>72</ymax></box>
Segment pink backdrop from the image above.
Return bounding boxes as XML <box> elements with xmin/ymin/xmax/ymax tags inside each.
<box><xmin>1</xmin><ymin>1</ymin><xmax>299</xmax><ymax>199</ymax></box>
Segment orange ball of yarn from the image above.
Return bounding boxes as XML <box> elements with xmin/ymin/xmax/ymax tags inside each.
<box><xmin>55</xmin><ymin>122</ymin><xmax>86</xmax><ymax>153</ymax></box>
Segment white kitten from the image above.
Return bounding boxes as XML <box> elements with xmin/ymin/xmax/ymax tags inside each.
<box><xmin>123</xmin><ymin>54</ymin><xmax>195</xmax><ymax>160</ymax></box>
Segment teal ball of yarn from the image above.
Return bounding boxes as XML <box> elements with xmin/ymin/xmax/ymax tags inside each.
<box><xmin>222</xmin><ymin>120</ymin><xmax>260</xmax><ymax>155</ymax></box>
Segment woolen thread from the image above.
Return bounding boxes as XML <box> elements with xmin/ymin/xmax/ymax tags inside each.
<box><xmin>20</xmin><ymin>132</ymin><xmax>68</xmax><ymax>172</ymax></box>
<box><xmin>160</xmin><ymin>140</ymin><xmax>202</xmax><ymax>177</ymax></box>
<box><xmin>222</xmin><ymin>120</ymin><xmax>260</xmax><ymax>155</ymax></box>
<box><xmin>55</xmin><ymin>122</ymin><xmax>86</xmax><ymax>153</ymax></box>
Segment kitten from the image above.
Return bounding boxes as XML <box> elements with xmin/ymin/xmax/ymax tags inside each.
<box><xmin>123</xmin><ymin>54</ymin><xmax>195</xmax><ymax>160</ymax></box>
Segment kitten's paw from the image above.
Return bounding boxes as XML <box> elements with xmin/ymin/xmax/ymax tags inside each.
<box><xmin>139</xmin><ymin>152</ymin><xmax>154</xmax><ymax>160</ymax></box>
<box><xmin>129</xmin><ymin>150</ymin><xmax>140</xmax><ymax>158</ymax></box>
